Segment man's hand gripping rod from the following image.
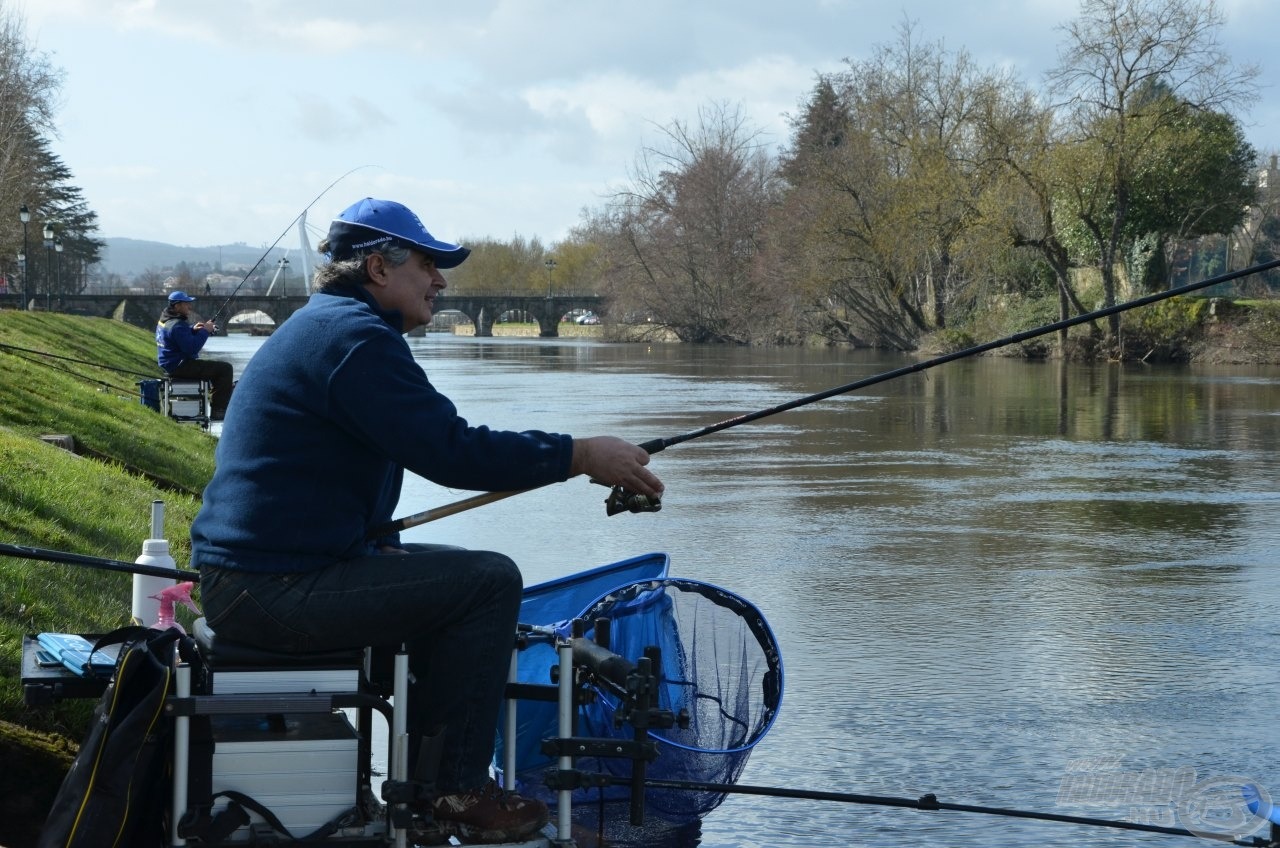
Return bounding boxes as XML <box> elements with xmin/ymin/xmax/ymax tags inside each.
<box><xmin>600</xmin><ymin>437</ymin><xmax>664</xmax><ymax>516</ymax></box>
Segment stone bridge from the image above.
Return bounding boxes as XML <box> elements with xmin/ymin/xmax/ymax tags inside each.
<box><xmin>0</xmin><ymin>292</ymin><xmax>605</xmax><ymax>337</ymax></box>
<box><xmin>431</xmin><ymin>294</ymin><xmax>604</xmax><ymax>337</ymax></box>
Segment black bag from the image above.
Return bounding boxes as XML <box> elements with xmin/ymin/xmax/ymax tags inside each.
<box><xmin>38</xmin><ymin>626</ymin><xmax>197</xmax><ymax>848</ymax></box>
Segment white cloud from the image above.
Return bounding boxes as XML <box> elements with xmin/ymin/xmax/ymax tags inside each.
<box><xmin>17</xmin><ymin>0</ymin><xmax>1280</xmax><ymax>249</ymax></box>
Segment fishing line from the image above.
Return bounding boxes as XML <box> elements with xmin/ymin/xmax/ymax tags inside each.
<box><xmin>207</xmin><ymin>164</ymin><xmax>378</xmax><ymax>325</ymax></box>
<box><xmin>374</xmin><ymin>258</ymin><xmax>1280</xmax><ymax>537</ymax></box>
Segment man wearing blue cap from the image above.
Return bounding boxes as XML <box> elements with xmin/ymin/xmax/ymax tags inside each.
<box><xmin>192</xmin><ymin>198</ymin><xmax>663</xmax><ymax>844</ymax></box>
<box><xmin>155</xmin><ymin>290</ymin><xmax>235</xmax><ymax>419</ymax></box>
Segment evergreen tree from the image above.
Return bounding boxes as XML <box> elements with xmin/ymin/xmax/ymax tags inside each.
<box><xmin>0</xmin><ymin>3</ymin><xmax>102</xmax><ymax>296</ymax></box>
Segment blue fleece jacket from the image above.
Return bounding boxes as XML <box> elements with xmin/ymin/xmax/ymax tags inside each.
<box><xmin>156</xmin><ymin>311</ymin><xmax>210</xmax><ymax>372</ymax></box>
<box><xmin>190</xmin><ymin>287</ymin><xmax>574</xmax><ymax>573</ymax></box>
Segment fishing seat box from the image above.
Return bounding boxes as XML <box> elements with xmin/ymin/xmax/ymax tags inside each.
<box><xmin>163</xmin><ymin>379</ymin><xmax>210</xmax><ymax>422</ymax></box>
<box><xmin>191</xmin><ymin>617</ymin><xmax>368</xmax><ymax>839</ymax></box>
<box><xmin>208</xmin><ymin>713</ymin><xmax>359</xmax><ymax>836</ymax></box>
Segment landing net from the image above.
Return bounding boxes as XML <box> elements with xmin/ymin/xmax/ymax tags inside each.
<box><xmin>501</xmin><ymin>573</ymin><xmax>783</xmax><ymax>824</ymax></box>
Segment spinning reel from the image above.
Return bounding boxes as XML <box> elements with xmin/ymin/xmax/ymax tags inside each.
<box><xmin>604</xmin><ymin>485</ymin><xmax>662</xmax><ymax>516</ymax></box>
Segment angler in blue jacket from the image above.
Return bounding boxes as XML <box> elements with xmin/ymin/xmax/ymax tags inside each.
<box><xmin>155</xmin><ymin>291</ymin><xmax>234</xmax><ymax>418</ymax></box>
<box><xmin>192</xmin><ymin>197</ymin><xmax>663</xmax><ymax>845</ymax></box>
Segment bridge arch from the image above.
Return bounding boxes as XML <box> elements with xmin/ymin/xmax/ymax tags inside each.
<box><xmin>430</xmin><ymin>295</ymin><xmax>605</xmax><ymax>337</ymax></box>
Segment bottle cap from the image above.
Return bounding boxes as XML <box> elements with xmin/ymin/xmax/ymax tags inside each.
<box><xmin>141</xmin><ymin>539</ymin><xmax>171</xmax><ymax>556</ymax></box>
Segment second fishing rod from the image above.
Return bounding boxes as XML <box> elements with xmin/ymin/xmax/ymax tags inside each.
<box><xmin>373</xmin><ymin>258</ymin><xmax>1280</xmax><ymax>538</ymax></box>
<box><xmin>205</xmin><ymin>166</ymin><xmax>375</xmax><ymax>326</ymax></box>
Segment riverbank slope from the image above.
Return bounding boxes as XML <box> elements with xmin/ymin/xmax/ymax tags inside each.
<box><xmin>0</xmin><ymin>311</ymin><xmax>215</xmax><ymax>847</ymax></box>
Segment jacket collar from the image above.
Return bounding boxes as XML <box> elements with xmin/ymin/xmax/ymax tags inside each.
<box><xmin>325</xmin><ymin>284</ymin><xmax>406</xmax><ymax>334</ymax></box>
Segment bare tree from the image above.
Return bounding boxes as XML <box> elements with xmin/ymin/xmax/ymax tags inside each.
<box><xmin>1046</xmin><ymin>0</ymin><xmax>1259</xmax><ymax>347</ymax></box>
<box><xmin>779</xmin><ymin>19</ymin><xmax>1036</xmax><ymax>349</ymax></box>
<box><xmin>600</xmin><ymin>102</ymin><xmax>784</xmax><ymax>343</ymax></box>
<box><xmin>135</xmin><ymin>267</ymin><xmax>167</xmax><ymax>295</ymax></box>
<box><xmin>0</xmin><ymin>5</ymin><xmax>60</xmax><ymax>239</ymax></box>
<box><xmin>0</xmin><ymin>5</ymin><xmax>101</xmax><ymax>292</ymax></box>
<box><xmin>1231</xmin><ymin>151</ymin><xmax>1280</xmax><ymax>286</ymax></box>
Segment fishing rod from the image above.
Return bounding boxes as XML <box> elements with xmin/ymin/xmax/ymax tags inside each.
<box><xmin>1</xmin><ymin>348</ymin><xmax>142</xmax><ymax>397</ymax></box>
<box><xmin>0</xmin><ymin>542</ymin><xmax>200</xmax><ymax>581</ymax></box>
<box><xmin>0</xmin><ymin>341</ymin><xmax>159</xmax><ymax>398</ymax></box>
<box><xmin>0</xmin><ymin>342</ymin><xmax>157</xmax><ymax>380</ymax></box>
<box><xmin>607</xmin><ymin>776</ymin><xmax>1280</xmax><ymax>846</ymax></box>
<box><xmin>206</xmin><ymin>165</ymin><xmax>376</xmax><ymax>325</ymax></box>
<box><xmin>374</xmin><ymin>258</ymin><xmax>1280</xmax><ymax>538</ymax></box>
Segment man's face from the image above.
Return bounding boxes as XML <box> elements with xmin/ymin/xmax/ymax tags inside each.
<box><xmin>371</xmin><ymin>251</ymin><xmax>447</xmax><ymax>332</ymax></box>
<box><xmin>173</xmin><ymin>300</ymin><xmax>193</xmax><ymax>316</ymax></box>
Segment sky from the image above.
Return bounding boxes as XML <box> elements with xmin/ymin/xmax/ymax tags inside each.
<box><xmin>18</xmin><ymin>0</ymin><xmax>1280</xmax><ymax>253</ymax></box>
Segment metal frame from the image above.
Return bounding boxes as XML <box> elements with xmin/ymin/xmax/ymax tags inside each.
<box><xmin>162</xmin><ymin>379</ymin><xmax>212</xmax><ymax>429</ymax></box>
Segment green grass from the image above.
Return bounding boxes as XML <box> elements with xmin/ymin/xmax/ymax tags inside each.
<box><xmin>0</xmin><ymin>312</ymin><xmax>215</xmax><ymax>494</ymax></box>
<box><xmin>0</xmin><ymin>310</ymin><xmax>215</xmax><ymax>845</ymax></box>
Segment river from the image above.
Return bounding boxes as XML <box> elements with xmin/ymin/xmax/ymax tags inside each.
<box><xmin>206</xmin><ymin>332</ymin><xmax>1280</xmax><ymax>847</ymax></box>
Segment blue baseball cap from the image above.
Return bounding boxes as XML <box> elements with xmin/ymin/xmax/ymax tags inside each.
<box><xmin>168</xmin><ymin>291</ymin><xmax>196</xmax><ymax>302</ymax></box>
<box><xmin>325</xmin><ymin>197</ymin><xmax>471</xmax><ymax>269</ymax></box>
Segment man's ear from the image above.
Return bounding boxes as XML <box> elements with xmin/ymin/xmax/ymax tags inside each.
<box><xmin>364</xmin><ymin>253</ymin><xmax>389</xmax><ymax>286</ymax></box>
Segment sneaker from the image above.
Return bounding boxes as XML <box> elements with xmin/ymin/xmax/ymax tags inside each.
<box><xmin>407</xmin><ymin>817</ymin><xmax>449</xmax><ymax>846</ymax></box>
<box><xmin>431</xmin><ymin>779</ymin><xmax>549</xmax><ymax>844</ymax></box>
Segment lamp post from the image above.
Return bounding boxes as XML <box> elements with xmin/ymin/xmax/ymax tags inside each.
<box><xmin>42</xmin><ymin>222</ymin><xmax>53</xmax><ymax>311</ymax></box>
<box><xmin>18</xmin><ymin>205</ymin><xmax>29</xmax><ymax>309</ymax></box>
<box><xmin>544</xmin><ymin>258</ymin><xmax>557</xmax><ymax>299</ymax></box>
<box><xmin>278</xmin><ymin>257</ymin><xmax>289</xmax><ymax>297</ymax></box>
<box><xmin>54</xmin><ymin>240</ymin><xmax>64</xmax><ymax>305</ymax></box>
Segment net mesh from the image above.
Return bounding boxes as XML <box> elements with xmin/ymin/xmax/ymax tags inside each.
<box><xmin>503</xmin><ymin>575</ymin><xmax>783</xmax><ymax>823</ymax></box>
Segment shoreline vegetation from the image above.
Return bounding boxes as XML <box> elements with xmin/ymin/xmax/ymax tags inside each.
<box><xmin>448</xmin><ymin>298</ymin><xmax>1280</xmax><ymax>366</ymax></box>
<box><xmin>0</xmin><ymin>305</ymin><xmax>1276</xmax><ymax>847</ymax></box>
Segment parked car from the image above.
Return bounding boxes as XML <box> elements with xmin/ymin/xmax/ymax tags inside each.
<box><xmin>575</xmin><ymin>312</ymin><xmax>600</xmax><ymax>325</ymax></box>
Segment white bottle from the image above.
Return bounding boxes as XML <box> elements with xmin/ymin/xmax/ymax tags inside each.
<box><xmin>132</xmin><ymin>539</ymin><xmax>178</xmax><ymax>627</ymax></box>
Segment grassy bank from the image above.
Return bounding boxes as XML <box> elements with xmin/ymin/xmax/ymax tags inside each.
<box><xmin>0</xmin><ymin>310</ymin><xmax>215</xmax><ymax>848</ymax></box>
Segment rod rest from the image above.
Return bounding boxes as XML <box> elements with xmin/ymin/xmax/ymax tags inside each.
<box><xmin>193</xmin><ymin>617</ymin><xmax>364</xmax><ymax>668</ymax></box>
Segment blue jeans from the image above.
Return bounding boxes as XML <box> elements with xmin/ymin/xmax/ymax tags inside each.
<box><xmin>199</xmin><ymin>544</ymin><xmax>522</xmax><ymax>792</ymax></box>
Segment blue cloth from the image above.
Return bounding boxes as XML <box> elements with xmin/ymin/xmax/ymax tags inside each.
<box><xmin>156</xmin><ymin>312</ymin><xmax>210</xmax><ymax>372</ymax></box>
<box><xmin>191</xmin><ymin>286</ymin><xmax>574</xmax><ymax>574</ymax></box>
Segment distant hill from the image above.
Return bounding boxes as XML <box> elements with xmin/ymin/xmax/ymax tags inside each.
<box><xmin>99</xmin><ymin>238</ymin><xmax>300</xmax><ymax>277</ymax></box>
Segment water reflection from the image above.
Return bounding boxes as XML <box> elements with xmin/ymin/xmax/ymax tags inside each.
<box><xmin>205</xmin><ymin>335</ymin><xmax>1280</xmax><ymax>847</ymax></box>
<box><xmin>553</xmin><ymin>804</ymin><xmax>703</xmax><ymax>848</ymax></box>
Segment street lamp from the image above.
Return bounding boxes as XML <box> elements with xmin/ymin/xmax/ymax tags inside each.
<box><xmin>18</xmin><ymin>205</ymin><xmax>29</xmax><ymax>309</ymax></box>
<box><xmin>54</xmin><ymin>240</ymin><xmax>64</xmax><ymax>304</ymax></box>
<box><xmin>42</xmin><ymin>222</ymin><xmax>53</xmax><ymax>311</ymax></box>
<box><xmin>278</xmin><ymin>257</ymin><xmax>289</xmax><ymax>297</ymax></box>
<box><xmin>544</xmin><ymin>258</ymin><xmax>557</xmax><ymax>299</ymax></box>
